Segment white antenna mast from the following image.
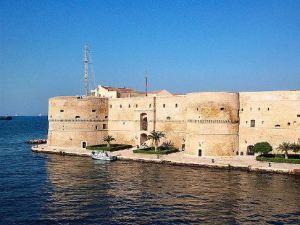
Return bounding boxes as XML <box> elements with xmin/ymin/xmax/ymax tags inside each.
<box><xmin>83</xmin><ymin>44</ymin><xmax>90</xmax><ymax>96</ymax></box>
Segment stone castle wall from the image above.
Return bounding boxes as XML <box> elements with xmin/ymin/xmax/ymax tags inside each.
<box><xmin>47</xmin><ymin>90</ymin><xmax>300</xmax><ymax>156</ymax></box>
<box><xmin>184</xmin><ymin>92</ymin><xmax>239</xmax><ymax>156</ymax></box>
<box><xmin>239</xmin><ymin>91</ymin><xmax>300</xmax><ymax>155</ymax></box>
<box><xmin>48</xmin><ymin>96</ymin><xmax>108</xmax><ymax>148</ymax></box>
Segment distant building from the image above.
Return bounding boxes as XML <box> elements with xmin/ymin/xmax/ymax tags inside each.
<box><xmin>91</xmin><ymin>85</ymin><xmax>173</xmax><ymax>98</ymax></box>
<box><xmin>91</xmin><ymin>85</ymin><xmax>140</xmax><ymax>98</ymax></box>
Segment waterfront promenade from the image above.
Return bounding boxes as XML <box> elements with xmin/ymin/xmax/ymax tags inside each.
<box><xmin>32</xmin><ymin>145</ymin><xmax>300</xmax><ymax>175</ymax></box>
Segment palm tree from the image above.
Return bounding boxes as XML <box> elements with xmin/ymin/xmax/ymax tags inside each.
<box><xmin>103</xmin><ymin>135</ymin><xmax>116</xmax><ymax>148</ymax></box>
<box><xmin>148</xmin><ymin>130</ymin><xmax>165</xmax><ymax>152</ymax></box>
<box><xmin>291</xmin><ymin>142</ymin><xmax>300</xmax><ymax>153</ymax></box>
<box><xmin>277</xmin><ymin>142</ymin><xmax>292</xmax><ymax>159</ymax></box>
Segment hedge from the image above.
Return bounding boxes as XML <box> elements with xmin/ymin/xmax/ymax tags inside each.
<box><xmin>256</xmin><ymin>156</ymin><xmax>300</xmax><ymax>164</ymax></box>
<box><xmin>86</xmin><ymin>144</ymin><xmax>132</xmax><ymax>152</ymax></box>
<box><xmin>133</xmin><ymin>147</ymin><xmax>179</xmax><ymax>155</ymax></box>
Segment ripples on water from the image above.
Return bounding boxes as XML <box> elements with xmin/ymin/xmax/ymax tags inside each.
<box><xmin>0</xmin><ymin>117</ymin><xmax>299</xmax><ymax>224</ymax></box>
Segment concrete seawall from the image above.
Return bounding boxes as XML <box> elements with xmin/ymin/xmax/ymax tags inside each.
<box><xmin>31</xmin><ymin>145</ymin><xmax>300</xmax><ymax>175</ymax></box>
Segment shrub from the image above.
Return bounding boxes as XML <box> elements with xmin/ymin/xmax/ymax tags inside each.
<box><xmin>253</xmin><ymin>142</ymin><xmax>272</xmax><ymax>155</ymax></box>
<box><xmin>256</xmin><ymin>155</ymin><xmax>300</xmax><ymax>164</ymax></box>
<box><xmin>87</xmin><ymin>144</ymin><xmax>132</xmax><ymax>152</ymax></box>
<box><xmin>133</xmin><ymin>148</ymin><xmax>179</xmax><ymax>155</ymax></box>
<box><xmin>161</xmin><ymin>141</ymin><xmax>174</xmax><ymax>150</ymax></box>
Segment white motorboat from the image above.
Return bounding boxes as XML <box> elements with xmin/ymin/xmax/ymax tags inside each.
<box><xmin>91</xmin><ymin>151</ymin><xmax>117</xmax><ymax>161</ymax></box>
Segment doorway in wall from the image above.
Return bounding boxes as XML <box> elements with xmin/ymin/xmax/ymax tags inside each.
<box><xmin>181</xmin><ymin>144</ymin><xmax>185</xmax><ymax>151</ymax></box>
<box><xmin>198</xmin><ymin>149</ymin><xmax>202</xmax><ymax>156</ymax></box>
<box><xmin>247</xmin><ymin>145</ymin><xmax>255</xmax><ymax>155</ymax></box>
<box><xmin>81</xmin><ymin>141</ymin><xmax>87</xmax><ymax>148</ymax></box>
<box><xmin>140</xmin><ymin>133</ymin><xmax>148</xmax><ymax>145</ymax></box>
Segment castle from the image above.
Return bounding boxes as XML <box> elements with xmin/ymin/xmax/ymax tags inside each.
<box><xmin>47</xmin><ymin>85</ymin><xmax>300</xmax><ymax>157</ymax></box>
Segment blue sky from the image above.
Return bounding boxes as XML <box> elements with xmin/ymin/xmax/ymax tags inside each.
<box><xmin>1</xmin><ymin>0</ymin><xmax>300</xmax><ymax>115</ymax></box>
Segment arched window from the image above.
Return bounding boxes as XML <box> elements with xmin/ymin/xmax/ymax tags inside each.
<box><xmin>140</xmin><ymin>113</ymin><xmax>147</xmax><ymax>131</ymax></box>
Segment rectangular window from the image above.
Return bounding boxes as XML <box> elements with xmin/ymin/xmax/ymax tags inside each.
<box><xmin>163</xmin><ymin>104</ymin><xmax>165</xmax><ymax>108</ymax></box>
<box><xmin>250</xmin><ymin>120</ymin><xmax>255</xmax><ymax>127</ymax></box>
<box><xmin>92</xmin><ymin>109</ymin><xmax>96</xmax><ymax>112</ymax></box>
<box><xmin>103</xmin><ymin>124</ymin><xmax>107</xmax><ymax>129</ymax></box>
<box><xmin>60</xmin><ymin>110</ymin><xmax>64</xmax><ymax>112</ymax></box>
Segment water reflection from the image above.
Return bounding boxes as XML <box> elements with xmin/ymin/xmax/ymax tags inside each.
<box><xmin>44</xmin><ymin>155</ymin><xmax>300</xmax><ymax>224</ymax></box>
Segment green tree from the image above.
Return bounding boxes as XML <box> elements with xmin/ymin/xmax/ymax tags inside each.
<box><xmin>253</xmin><ymin>142</ymin><xmax>273</xmax><ymax>155</ymax></box>
<box><xmin>103</xmin><ymin>135</ymin><xmax>116</xmax><ymax>148</ymax></box>
<box><xmin>148</xmin><ymin>130</ymin><xmax>165</xmax><ymax>152</ymax></box>
<box><xmin>277</xmin><ymin>142</ymin><xmax>292</xmax><ymax>159</ymax></box>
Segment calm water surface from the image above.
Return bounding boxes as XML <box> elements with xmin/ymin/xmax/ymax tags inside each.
<box><xmin>0</xmin><ymin>117</ymin><xmax>299</xmax><ymax>224</ymax></box>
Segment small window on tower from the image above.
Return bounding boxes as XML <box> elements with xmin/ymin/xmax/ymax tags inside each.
<box><xmin>75</xmin><ymin>116</ymin><xmax>80</xmax><ymax>119</ymax></box>
<box><xmin>149</xmin><ymin>104</ymin><xmax>151</xmax><ymax>108</ymax></box>
<box><xmin>103</xmin><ymin>124</ymin><xmax>107</xmax><ymax>129</ymax></box>
<box><xmin>92</xmin><ymin>109</ymin><xmax>96</xmax><ymax>112</ymax></box>
<box><xmin>128</xmin><ymin>104</ymin><xmax>131</xmax><ymax>108</ymax></box>
<box><xmin>220</xmin><ymin>107</ymin><xmax>224</xmax><ymax>111</ymax></box>
<box><xmin>166</xmin><ymin>116</ymin><xmax>171</xmax><ymax>120</ymax></box>
<box><xmin>175</xmin><ymin>104</ymin><xmax>178</xmax><ymax>108</ymax></box>
<box><xmin>250</xmin><ymin>120</ymin><xmax>255</xmax><ymax>127</ymax></box>
<box><xmin>60</xmin><ymin>110</ymin><xmax>64</xmax><ymax>112</ymax></box>
<box><xmin>110</xmin><ymin>105</ymin><xmax>112</xmax><ymax>108</ymax></box>
<box><xmin>163</xmin><ymin>104</ymin><xmax>166</xmax><ymax>108</ymax></box>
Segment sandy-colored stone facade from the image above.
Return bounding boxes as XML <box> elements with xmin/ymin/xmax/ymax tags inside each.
<box><xmin>239</xmin><ymin>91</ymin><xmax>300</xmax><ymax>155</ymax></box>
<box><xmin>47</xmin><ymin>90</ymin><xmax>300</xmax><ymax>156</ymax></box>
